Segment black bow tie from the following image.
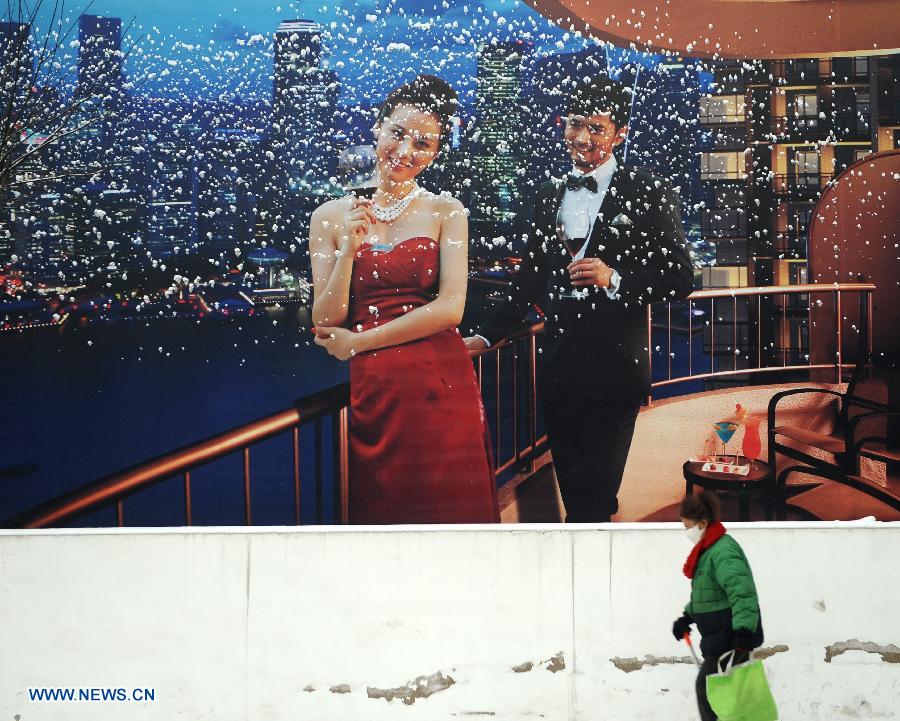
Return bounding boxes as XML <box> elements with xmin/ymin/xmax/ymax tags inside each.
<box><xmin>566</xmin><ymin>174</ymin><xmax>598</xmax><ymax>193</ymax></box>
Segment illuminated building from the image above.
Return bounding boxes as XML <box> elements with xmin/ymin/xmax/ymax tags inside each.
<box><xmin>196</xmin><ymin>129</ymin><xmax>263</xmax><ymax>257</ymax></box>
<box><xmin>142</xmin><ymin>107</ymin><xmax>200</xmax><ymax>255</ymax></box>
<box><xmin>470</xmin><ymin>40</ymin><xmax>532</xmax><ymax>224</ymax></box>
<box><xmin>271</xmin><ymin>20</ymin><xmax>339</xmax><ymax>197</ymax></box>
<box><xmin>697</xmin><ymin>54</ymin><xmax>900</xmax><ymax>375</ymax></box>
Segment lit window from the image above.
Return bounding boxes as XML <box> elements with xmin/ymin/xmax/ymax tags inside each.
<box><xmin>700</xmin><ymin>152</ymin><xmax>746</xmax><ymax>180</ymax></box>
<box><xmin>699</xmin><ymin>95</ymin><xmax>745</xmax><ymax>124</ymax></box>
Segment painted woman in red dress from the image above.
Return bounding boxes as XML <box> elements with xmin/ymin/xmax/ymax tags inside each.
<box><xmin>310</xmin><ymin>75</ymin><xmax>499</xmax><ymax>524</ymax></box>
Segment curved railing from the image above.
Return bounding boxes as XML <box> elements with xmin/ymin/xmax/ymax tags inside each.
<box><xmin>648</xmin><ymin>282</ymin><xmax>874</xmax><ymax>400</ymax></box>
<box><xmin>4</xmin><ymin>283</ymin><xmax>874</xmax><ymax>529</ymax></box>
<box><xmin>4</xmin><ymin>387</ymin><xmax>350</xmax><ymax>529</ymax></box>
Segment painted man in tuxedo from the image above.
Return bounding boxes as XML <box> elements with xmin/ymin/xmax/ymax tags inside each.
<box><xmin>465</xmin><ymin>75</ymin><xmax>694</xmax><ymax>522</ymax></box>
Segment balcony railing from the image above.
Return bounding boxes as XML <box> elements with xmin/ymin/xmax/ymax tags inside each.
<box><xmin>699</xmin><ymin>114</ymin><xmax>746</xmax><ymax>127</ymax></box>
<box><xmin>828</xmin><ymin>114</ymin><xmax>871</xmax><ymax>140</ymax></box>
<box><xmin>772</xmin><ymin>230</ymin><xmax>808</xmax><ymax>257</ymax></box>
<box><xmin>771</xmin><ymin>115</ymin><xmax>820</xmax><ymax>139</ymax></box>
<box><xmin>770</xmin><ymin>60</ymin><xmax>821</xmax><ymax>85</ymax></box>
<box><xmin>700</xmin><ymin>170</ymin><xmax>747</xmax><ymax>182</ymax></box>
<box><xmin>772</xmin><ymin>173</ymin><xmax>829</xmax><ymax>198</ymax></box>
<box><xmin>703</xmin><ymin>123</ymin><xmax>748</xmax><ymax>150</ymax></box>
<box><xmin>700</xmin><ymin>208</ymin><xmax>747</xmax><ymax>239</ymax></box>
<box><xmin>648</xmin><ymin>283</ymin><xmax>873</xmax><ymax>399</ymax></box>
<box><xmin>4</xmin><ymin>284</ymin><xmax>875</xmax><ymax>530</ymax></box>
<box><xmin>878</xmin><ymin>98</ymin><xmax>900</xmax><ymax>124</ymax></box>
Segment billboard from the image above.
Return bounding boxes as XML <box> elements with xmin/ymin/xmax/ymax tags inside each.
<box><xmin>2</xmin><ymin>1</ymin><xmax>898</xmax><ymax>528</ymax></box>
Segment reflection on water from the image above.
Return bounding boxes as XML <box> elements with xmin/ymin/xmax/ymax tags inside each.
<box><xmin>0</xmin><ymin>305</ymin><xmax>348</xmax><ymax>521</ymax></box>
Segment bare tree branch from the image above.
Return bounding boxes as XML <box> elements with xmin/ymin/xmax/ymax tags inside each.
<box><xmin>1</xmin><ymin>0</ymin><xmax>137</xmax><ymax>203</ymax></box>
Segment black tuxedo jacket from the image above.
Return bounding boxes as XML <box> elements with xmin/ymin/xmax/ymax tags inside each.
<box><xmin>479</xmin><ymin>162</ymin><xmax>694</xmax><ymax>399</ymax></box>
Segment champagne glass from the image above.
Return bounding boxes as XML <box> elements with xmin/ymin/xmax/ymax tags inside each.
<box><xmin>713</xmin><ymin>422</ymin><xmax>739</xmax><ymax>464</ymax></box>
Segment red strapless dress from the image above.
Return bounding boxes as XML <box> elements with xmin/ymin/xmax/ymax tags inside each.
<box><xmin>347</xmin><ymin>236</ymin><xmax>499</xmax><ymax>524</ymax></box>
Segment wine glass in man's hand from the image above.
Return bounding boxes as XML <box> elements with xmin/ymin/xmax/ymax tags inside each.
<box><xmin>556</xmin><ymin>218</ymin><xmax>589</xmax><ymax>300</ymax></box>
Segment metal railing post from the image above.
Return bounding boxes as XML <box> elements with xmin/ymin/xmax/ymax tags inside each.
<box><xmin>243</xmin><ymin>448</ymin><xmax>252</xmax><ymax>526</ymax></box>
<box><xmin>495</xmin><ymin>346</ymin><xmax>502</xmax><ymax>465</ymax></box>
<box><xmin>733</xmin><ymin>295</ymin><xmax>738</xmax><ymax>371</ymax></box>
<box><xmin>337</xmin><ymin>408</ymin><xmax>350</xmax><ymax>524</ymax></box>
<box><xmin>646</xmin><ymin>304</ymin><xmax>653</xmax><ymax>406</ymax></box>
<box><xmin>293</xmin><ymin>427</ymin><xmax>301</xmax><ymax>525</ymax></box>
<box><xmin>528</xmin><ymin>334</ymin><xmax>537</xmax><ymax>474</ymax></box>
<box><xmin>512</xmin><ymin>342</ymin><xmax>519</xmax><ymax>465</ymax></box>
<box><xmin>688</xmin><ymin>298</ymin><xmax>693</xmax><ymax>378</ymax></box>
<box><xmin>184</xmin><ymin>471</ymin><xmax>193</xmax><ymax>526</ymax></box>
<box><xmin>867</xmin><ymin>290</ymin><xmax>874</xmax><ymax>370</ymax></box>
<box><xmin>835</xmin><ymin>289</ymin><xmax>843</xmax><ymax>383</ymax></box>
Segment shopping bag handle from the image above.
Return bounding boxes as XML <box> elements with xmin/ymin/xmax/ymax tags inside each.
<box><xmin>717</xmin><ymin>649</ymin><xmax>736</xmax><ymax>675</ymax></box>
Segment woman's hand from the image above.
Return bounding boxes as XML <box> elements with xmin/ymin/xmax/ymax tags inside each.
<box><xmin>313</xmin><ymin>326</ymin><xmax>365</xmax><ymax>361</ymax></box>
<box><xmin>672</xmin><ymin>613</ymin><xmax>693</xmax><ymax>641</ymax></box>
<box><xmin>732</xmin><ymin>628</ymin><xmax>755</xmax><ymax>663</ymax></box>
<box><xmin>339</xmin><ymin>200</ymin><xmax>377</xmax><ymax>256</ymax></box>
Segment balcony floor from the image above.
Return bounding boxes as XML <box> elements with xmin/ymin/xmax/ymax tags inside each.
<box><xmin>499</xmin><ymin>381</ymin><xmax>893</xmax><ymax>524</ymax></box>
<box><xmin>499</xmin><ymin>453</ymin><xmax>782</xmax><ymax>523</ymax></box>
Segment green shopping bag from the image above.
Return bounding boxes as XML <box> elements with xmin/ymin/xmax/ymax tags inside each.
<box><xmin>706</xmin><ymin>650</ymin><xmax>778</xmax><ymax>721</ymax></box>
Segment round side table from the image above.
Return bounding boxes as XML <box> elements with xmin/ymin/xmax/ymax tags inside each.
<box><xmin>682</xmin><ymin>457</ymin><xmax>773</xmax><ymax>521</ymax></box>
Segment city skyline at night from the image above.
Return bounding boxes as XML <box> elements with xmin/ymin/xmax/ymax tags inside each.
<box><xmin>1</xmin><ymin>1</ymin><xmax>709</xmax><ymax>279</ymax></box>
<box><xmin>3</xmin><ymin>0</ymin><xmax>896</xmax><ymax>328</ymax></box>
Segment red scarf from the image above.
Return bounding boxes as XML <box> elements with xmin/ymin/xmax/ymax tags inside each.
<box><xmin>683</xmin><ymin>521</ymin><xmax>727</xmax><ymax>579</ymax></box>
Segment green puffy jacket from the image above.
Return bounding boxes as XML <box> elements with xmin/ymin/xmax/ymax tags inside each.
<box><xmin>685</xmin><ymin>534</ymin><xmax>760</xmax><ymax>634</ymax></box>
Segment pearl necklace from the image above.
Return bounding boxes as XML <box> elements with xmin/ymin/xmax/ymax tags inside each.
<box><xmin>372</xmin><ymin>185</ymin><xmax>422</xmax><ymax>223</ymax></box>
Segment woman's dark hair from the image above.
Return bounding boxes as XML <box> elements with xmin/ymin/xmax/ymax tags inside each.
<box><xmin>679</xmin><ymin>490</ymin><xmax>721</xmax><ymax>524</ymax></box>
<box><xmin>376</xmin><ymin>74</ymin><xmax>458</xmax><ymax>146</ymax></box>
<box><xmin>566</xmin><ymin>74</ymin><xmax>632</xmax><ymax>129</ymax></box>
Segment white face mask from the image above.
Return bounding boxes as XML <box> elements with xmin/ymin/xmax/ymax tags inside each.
<box><xmin>684</xmin><ymin>524</ymin><xmax>705</xmax><ymax>545</ymax></box>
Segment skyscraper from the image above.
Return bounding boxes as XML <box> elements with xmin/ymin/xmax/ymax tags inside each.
<box><xmin>272</xmin><ymin>20</ymin><xmax>338</xmax><ymax>190</ymax></box>
<box><xmin>69</xmin><ymin>14</ymin><xmax>124</xmax><ymax>178</ymax></box>
<box><xmin>196</xmin><ymin>129</ymin><xmax>263</xmax><ymax>258</ymax></box>
<box><xmin>270</xmin><ymin>19</ymin><xmax>339</xmax><ymax>245</ymax></box>
<box><xmin>696</xmin><ymin>54</ymin><xmax>900</xmax><ymax>378</ymax></box>
<box><xmin>470</xmin><ymin>40</ymin><xmax>532</xmax><ymax>225</ymax></box>
<box><xmin>0</xmin><ymin>22</ymin><xmax>34</xmax><ymax>262</ymax></box>
<box><xmin>76</xmin><ymin>15</ymin><xmax>123</xmax><ymax>106</ymax></box>
<box><xmin>143</xmin><ymin>110</ymin><xmax>199</xmax><ymax>256</ymax></box>
<box><xmin>0</xmin><ymin>21</ymin><xmax>33</xmax><ymax>111</ymax></box>
<box><xmin>698</xmin><ymin>55</ymin><xmax>899</xmax><ymax>287</ymax></box>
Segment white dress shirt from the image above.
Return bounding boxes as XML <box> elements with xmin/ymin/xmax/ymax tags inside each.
<box><xmin>560</xmin><ymin>156</ymin><xmax>621</xmax><ymax>298</ymax></box>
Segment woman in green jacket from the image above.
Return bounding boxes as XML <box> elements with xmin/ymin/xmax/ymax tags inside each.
<box><xmin>671</xmin><ymin>491</ymin><xmax>764</xmax><ymax>721</ymax></box>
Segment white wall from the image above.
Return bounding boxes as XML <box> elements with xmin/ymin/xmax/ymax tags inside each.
<box><xmin>1</xmin><ymin>523</ymin><xmax>898</xmax><ymax>720</ymax></box>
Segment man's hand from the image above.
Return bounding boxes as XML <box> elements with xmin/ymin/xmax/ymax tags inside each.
<box><xmin>568</xmin><ymin>257</ymin><xmax>614</xmax><ymax>288</ymax></box>
<box><xmin>313</xmin><ymin>326</ymin><xmax>362</xmax><ymax>361</ymax></box>
<box><xmin>463</xmin><ymin>336</ymin><xmax>489</xmax><ymax>354</ymax></box>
